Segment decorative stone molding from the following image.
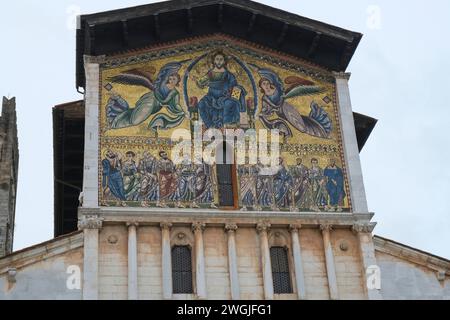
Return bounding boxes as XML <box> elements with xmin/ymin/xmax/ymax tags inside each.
<box><xmin>83</xmin><ymin>54</ymin><xmax>106</xmax><ymax>64</ymax></box>
<box><xmin>269</xmin><ymin>229</ymin><xmax>289</xmax><ymax>248</ymax></box>
<box><xmin>289</xmin><ymin>224</ymin><xmax>302</xmax><ymax>233</ymax></box>
<box><xmin>7</xmin><ymin>268</ymin><xmax>17</xmax><ymax>283</ymax></box>
<box><xmin>0</xmin><ymin>232</ymin><xmax>84</xmax><ymax>273</ymax></box>
<box><xmin>256</xmin><ymin>221</ymin><xmax>271</xmax><ymax>233</ymax></box>
<box><xmin>437</xmin><ymin>270</ymin><xmax>446</xmax><ymax>282</ymax></box>
<box><xmin>171</xmin><ymin>227</ymin><xmax>194</xmax><ymax>247</ymax></box>
<box><xmin>160</xmin><ymin>222</ymin><xmax>173</xmax><ymax>230</ymax></box>
<box><xmin>78</xmin><ymin>215</ymin><xmax>103</xmax><ymax>230</ymax></box>
<box><xmin>352</xmin><ymin>223</ymin><xmax>376</xmax><ymax>234</ymax></box>
<box><xmin>192</xmin><ymin>222</ymin><xmax>206</xmax><ymax>233</ymax></box>
<box><xmin>126</xmin><ymin>221</ymin><xmax>139</xmax><ymax>228</ymax></box>
<box><xmin>320</xmin><ymin>224</ymin><xmax>333</xmax><ymax>232</ymax></box>
<box><xmin>373</xmin><ymin>236</ymin><xmax>450</xmax><ymax>275</ymax></box>
<box><xmin>225</xmin><ymin>223</ymin><xmax>238</xmax><ymax>233</ymax></box>
<box><xmin>332</xmin><ymin>71</ymin><xmax>351</xmax><ymax>80</ymax></box>
<box><xmin>339</xmin><ymin>241</ymin><xmax>349</xmax><ymax>252</ymax></box>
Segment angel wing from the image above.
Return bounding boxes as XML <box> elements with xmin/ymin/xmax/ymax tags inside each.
<box><xmin>107</xmin><ymin>68</ymin><xmax>155</xmax><ymax>91</ymax></box>
<box><xmin>283</xmin><ymin>76</ymin><xmax>325</xmax><ymax>99</ymax></box>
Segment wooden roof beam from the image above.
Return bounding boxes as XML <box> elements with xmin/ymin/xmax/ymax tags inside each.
<box><xmin>153</xmin><ymin>14</ymin><xmax>161</xmax><ymax>40</ymax></box>
<box><xmin>307</xmin><ymin>31</ymin><xmax>321</xmax><ymax>58</ymax></box>
<box><xmin>121</xmin><ymin>19</ymin><xmax>129</xmax><ymax>47</ymax></box>
<box><xmin>186</xmin><ymin>8</ymin><xmax>194</xmax><ymax>34</ymax></box>
<box><xmin>340</xmin><ymin>40</ymin><xmax>353</xmax><ymax>70</ymax></box>
<box><xmin>277</xmin><ymin>23</ymin><xmax>289</xmax><ymax>47</ymax></box>
<box><xmin>217</xmin><ymin>3</ymin><xmax>224</xmax><ymax>30</ymax></box>
<box><xmin>87</xmin><ymin>24</ymin><xmax>96</xmax><ymax>55</ymax></box>
<box><xmin>246</xmin><ymin>12</ymin><xmax>257</xmax><ymax>36</ymax></box>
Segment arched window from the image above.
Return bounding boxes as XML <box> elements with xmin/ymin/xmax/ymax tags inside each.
<box><xmin>172</xmin><ymin>245</ymin><xmax>193</xmax><ymax>294</ymax></box>
<box><xmin>270</xmin><ymin>246</ymin><xmax>293</xmax><ymax>294</ymax></box>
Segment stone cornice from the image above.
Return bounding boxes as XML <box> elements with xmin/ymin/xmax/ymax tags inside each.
<box><xmin>79</xmin><ymin>207</ymin><xmax>374</xmax><ymax>226</ymax></box>
<box><xmin>0</xmin><ymin>231</ymin><xmax>83</xmax><ymax>274</ymax></box>
<box><xmin>373</xmin><ymin>236</ymin><xmax>450</xmax><ymax>276</ymax></box>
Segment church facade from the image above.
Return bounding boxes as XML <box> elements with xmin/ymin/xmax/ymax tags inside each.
<box><xmin>0</xmin><ymin>0</ymin><xmax>449</xmax><ymax>300</ymax></box>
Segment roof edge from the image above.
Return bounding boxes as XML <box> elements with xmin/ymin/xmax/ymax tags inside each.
<box><xmin>373</xmin><ymin>235</ymin><xmax>450</xmax><ymax>274</ymax></box>
<box><xmin>0</xmin><ymin>231</ymin><xmax>83</xmax><ymax>274</ymax></box>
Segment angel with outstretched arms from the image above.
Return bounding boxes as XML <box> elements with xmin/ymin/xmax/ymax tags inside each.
<box><xmin>105</xmin><ymin>61</ymin><xmax>189</xmax><ymax>132</ymax></box>
<box><xmin>251</xmin><ymin>65</ymin><xmax>332</xmax><ymax>140</ymax></box>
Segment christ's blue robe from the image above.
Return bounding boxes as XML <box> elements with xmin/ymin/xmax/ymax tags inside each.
<box><xmin>198</xmin><ymin>70</ymin><xmax>246</xmax><ymax>128</ymax></box>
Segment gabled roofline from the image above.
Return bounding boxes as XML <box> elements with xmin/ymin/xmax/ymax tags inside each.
<box><xmin>76</xmin><ymin>0</ymin><xmax>362</xmax><ymax>89</ymax></box>
<box><xmin>0</xmin><ymin>231</ymin><xmax>83</xmax><ymax>274</ymax></box>
<box><xmin>80</xmin><ymin>0</ymin><xmax>360</xmax><ymax>41</ymax></box>
<box><xmin>374</xmin><ymin>235</ymin><xmax>450</xmax><ymax>275</ymax></box>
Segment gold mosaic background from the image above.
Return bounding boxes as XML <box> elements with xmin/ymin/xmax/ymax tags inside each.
<box><xmin>98</xmin><ymin>36</ymin><xmax>351</xmax><ymax>212</ymax></box>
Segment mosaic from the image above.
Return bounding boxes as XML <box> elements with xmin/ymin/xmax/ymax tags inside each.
<box><xmin>99</xmin><ymin>36</ymin><xmax>351</xmax><ymax>212</ymax></box>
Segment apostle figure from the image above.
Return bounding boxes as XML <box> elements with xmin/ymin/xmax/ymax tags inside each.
<box><xmin>122</xmin><ymin>151</ymin><xmax>140</xmax><ymax>201</ymax></box>
<box><xmin>273</xmin><ymin>157</ymin><xmax>293</xmax><ymax>210</ymax></box>
<box><xmin>323</xmin><ymin>158</ymin><xmax>346</xmax><ymax>212</ymax></box>
<box><xmin>138</xmin><ymin>151</ymin><xmax>159</xmax><ymax>207</ymax></box>
<box><xmin>157</xmin><ymin>151</ymin><xmax>178</xmax><ymax>208</ymax></box>
<box><xmin>194</xmin><ymin>50</ymin><xmax>247</xmax><ymax>129</ymax></box>
<box><xmin>174</xmin><ymin>154</ymin><xmax>196</xmax><ymax>208</ymax></box>
<box><xmin>101</xmin><ymin>150</ymin><xmax>127</xmax><ymax>207</ymax></box>
<box><xmin>309</xmin><ymin>158</ymin><xmax>328</xmax><ymax>211</ymax></box>
<box><xmin>290</xmin><ymin>158</ymin><xmax>310</xmax><ymax>209</ymax></box>
<box><xmin>238</xmin><ymin>157</ymin><xmax>258</xmax><ymax>211</ymax></box>
<box><xmin>256</xmin><ymin>160</ymin><xmax>275</xmax><ymax>210</ymax></box>
<box><xmin>193</xmin><ymin>156</ymin><xmax>217</xmax><ymax>208</ymax></box>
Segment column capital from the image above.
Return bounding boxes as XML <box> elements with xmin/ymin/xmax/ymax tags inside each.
<box><xmin>320</xmin><ymin>224</ymin><xmax>333</xmax><ymax>232</ymax></box>
<box><xmin>83</xmin><ymin>54</ymin><xmax>107</xmax><ymax>65</ymax></box>
<box><xmin>78</xmin><ymin>215</ymin><xmax>103</xmax><ymax>230</ymax></box>
<box><xmin>192</xmin><ymin>222</ymin><xmax>206</xmax><ymax>233</ymax></box>
<box><xmin>126</xmin><ymin>221</ymin><xmax>139</xmax><ymax>228</ymax></box>
<box><xmin>332</xmin><ymin>71</ymin><xmax>351</xmax><ymax>80</ymax></box>
<box><xmin>289</xmin><ymin>224</ymin><xmax>302</xmax><ymax>233</ymax></box>
<box><xmin>256</xmin><ymin>221</ymin><xmax>271</xmax><ymax>233</ymax></box>
<box><xmin>225</xmin><ymin>223</ymin><xmax>238</xmax><ymax>233</ymax></box>
<box><xmin>160</xmin><ymin>222</ymin><xmax>173</xmax><ymax>230</ymax></box>
<box><xmin>352</xmin><ymin>222</ymin><xmax>376</xmax><ymax>234</ymax></box>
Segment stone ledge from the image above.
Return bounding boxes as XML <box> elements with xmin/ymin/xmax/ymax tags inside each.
<box><xmin>373</xmin><ymin>235</ymin><xmax>450</xmax><ymax>275</ymax></box>
<box><xmin>0</xmin><ymin>231</ymin><xmax>83</xmax><ymax>274</ymax></box>
<box><xmin>78</xmin><ymin>207</ymin><xmax>375</xmax><ymax>228</ymax></box>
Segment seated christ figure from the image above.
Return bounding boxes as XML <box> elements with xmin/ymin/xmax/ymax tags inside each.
<box><xmin>195</xmin><ymin>51</ymin><xmax>247</xmax><ymax>128</ymax></box>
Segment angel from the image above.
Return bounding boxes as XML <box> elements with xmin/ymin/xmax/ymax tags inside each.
<box><xmin>252</xmin><ymin>65</ymin><xmax>332</xmax><ymax>140</ymax></box>
<box><xmin>105</xmin><ymin>61</ymin><xmax>190</xmax><ymax>132</ymax></box>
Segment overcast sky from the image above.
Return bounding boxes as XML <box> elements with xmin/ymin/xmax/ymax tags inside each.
<box><xmin>1</xmin><ymin>0</ymin><xmax>449</xmax><ymax>258</ymax></box>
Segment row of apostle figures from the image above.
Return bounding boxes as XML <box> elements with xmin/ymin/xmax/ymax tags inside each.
<box><xmin>101</xmin><ymin>149</ymin><xmax>216</xmax><ymax>208</ymax></box>
<box><xmin>238</xmin><ymin>157</ymin><xmax>346</xmax><ymax>212</ymax></box>
<box><xmin>102</xmin><ymin>149</ymin><xmax>346</xmax><ymax>211</ymax></box>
